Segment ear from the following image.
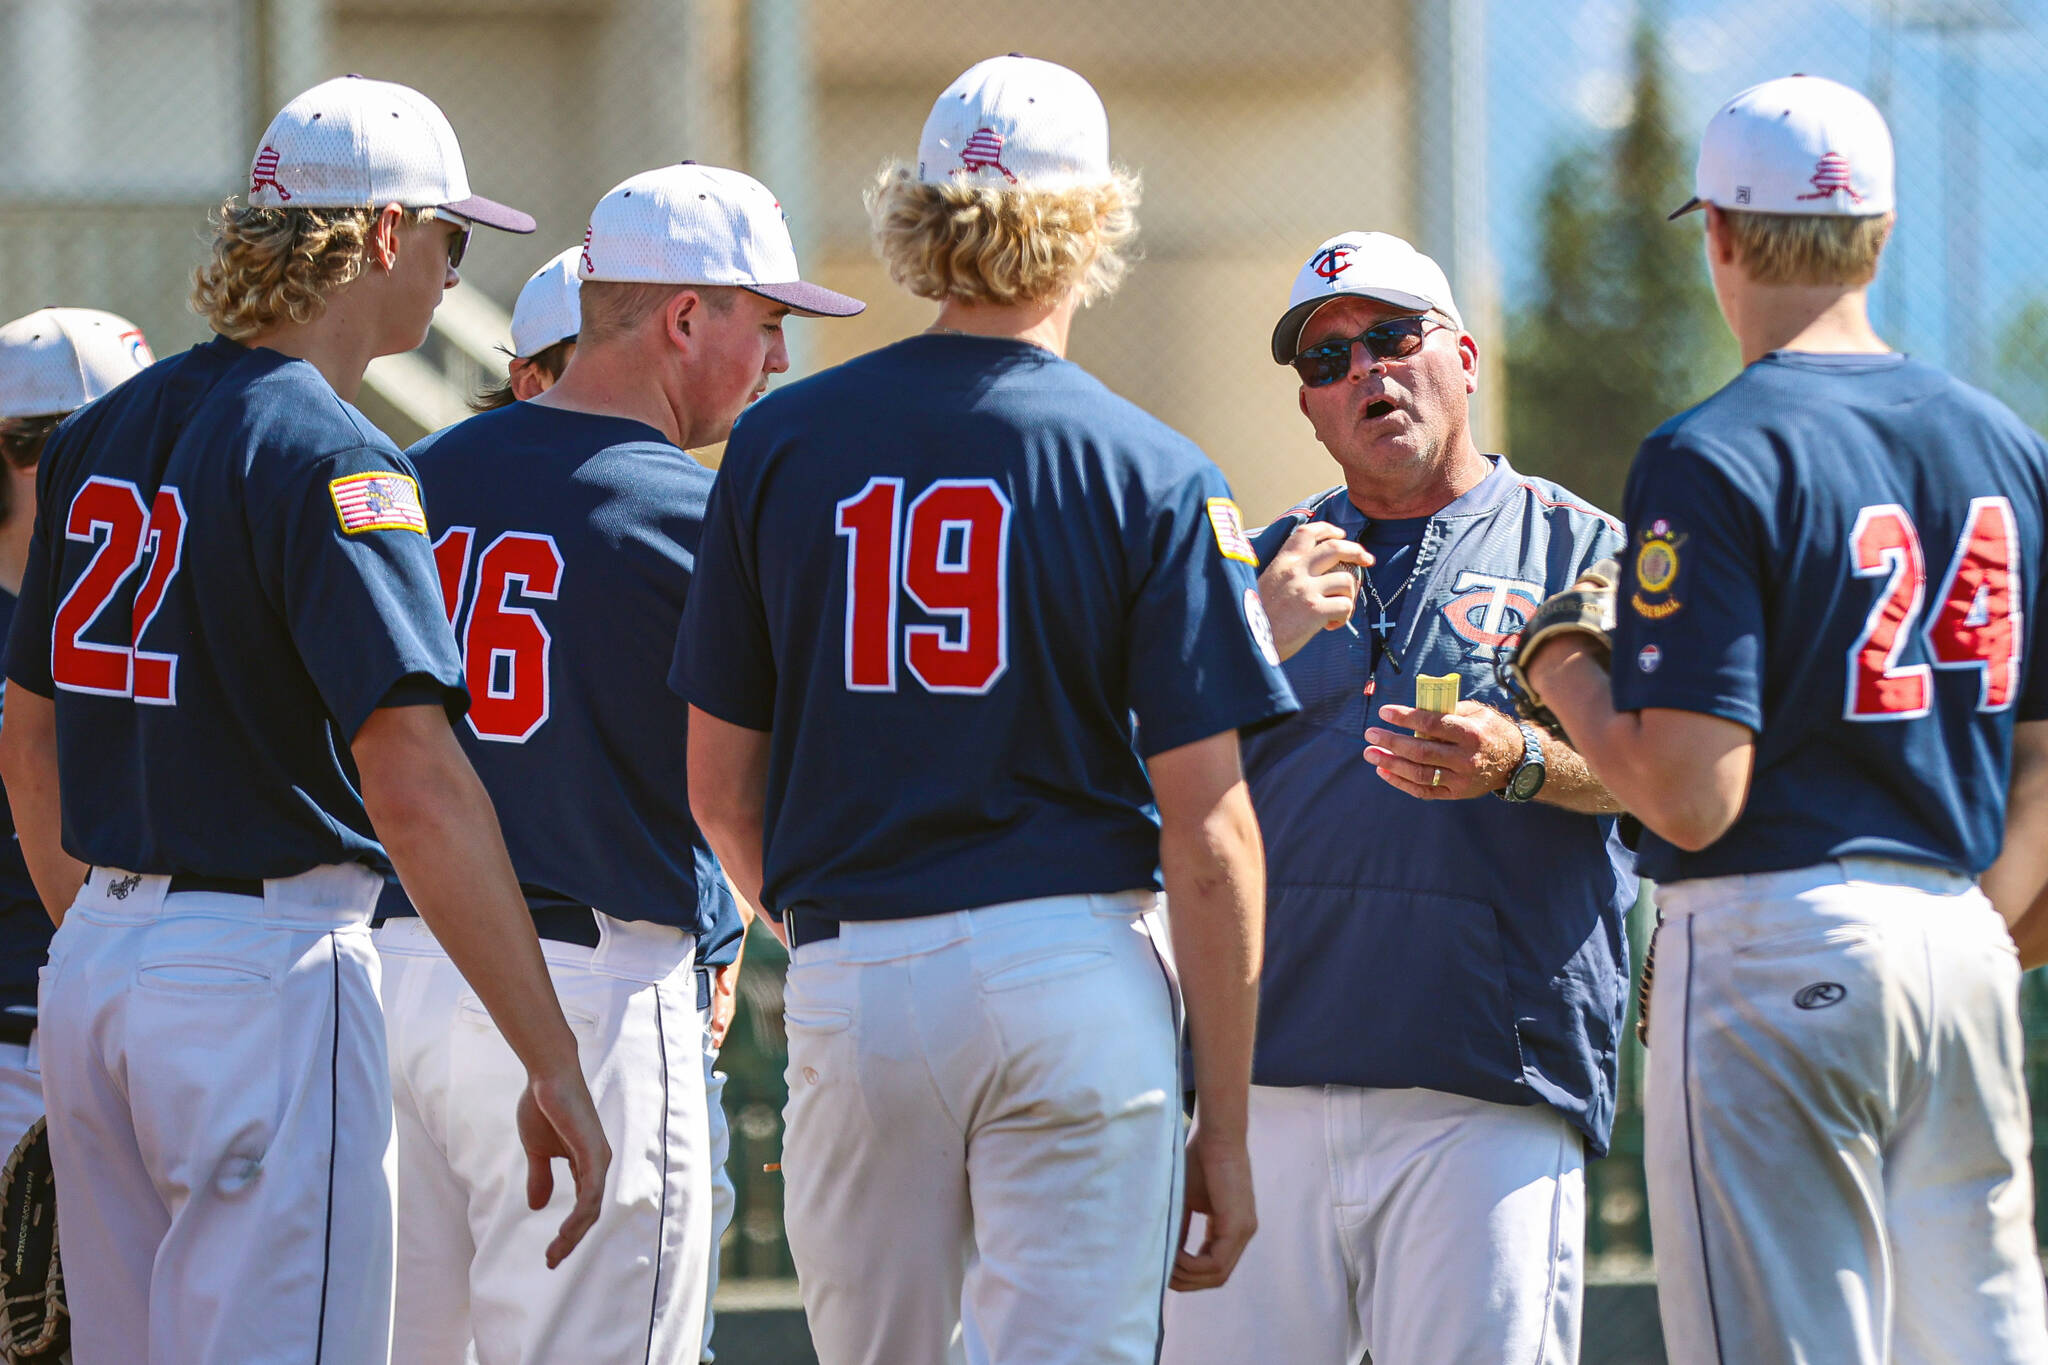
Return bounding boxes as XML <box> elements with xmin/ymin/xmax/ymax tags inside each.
<box><xmin>662</xmin><ymin>289</ymin><xmax>702</xmax><ymax>353</ymax></box>
<box><xmin>368</xmin><ymin>202</ymin><xmax>406</xmax><ymax>272</ymax></box>
<box><xmin>1458</xmin><ymin>331</ymin><xmax>1480</xmax><ymax>396</ymax></box>
<box><xmin>507</xmin><ymin>357</ymin><xmax>547</xmax><ymax>401</ymax></box>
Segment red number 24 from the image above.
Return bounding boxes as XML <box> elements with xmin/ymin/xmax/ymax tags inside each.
<box><xmin>1846</xmin><ymin>497</ymin><xmax>2022</xmax><ymax>720</ymax></box>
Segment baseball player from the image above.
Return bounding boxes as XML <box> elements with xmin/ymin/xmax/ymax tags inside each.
<box><xmin>377</xmin><ymin>162</ymin><xmax>859</xmax><ymax>1365</ymax></box>
<box><xmin>678</xmin><ymin>54</ymin><xmax>1296</xmax><ymax>1365</ymax></box>
<box><xmin>0</xmin><ymin>308</ymin><xmax>152</xmax><ymax>1153</ymax></box>
<box><xmin>1519</xmin><ymin>76</ymin><xmax>2048</xmax><ymax>1362</ymax></box>
<box><xmin>1161</xmin><ymin>234</ymin><xmax>1631</xmax><ymax>1365</ymax></box>
<box><xmin>0</xmin><ymin>76</ymin><xmax>609</xmax><ymax>1363</ymax></box>
<box><xmin>473</xmin><ymin>246</ymin><xmax>581</xmax><ymax>411</ymax></box>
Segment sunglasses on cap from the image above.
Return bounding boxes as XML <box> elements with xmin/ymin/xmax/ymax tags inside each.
<box><xmin>1291</xmin><ymin>314</ymin><xmax>1451</xmax><ymax>388</ymax></box>
<box><xmin>430</xmin><ymin>208</ymin><xmax>471</xmax><ymax>269</ymax></box>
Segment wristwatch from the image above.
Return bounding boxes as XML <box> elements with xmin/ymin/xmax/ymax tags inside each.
<box><xmin>1496</xmin><ymin>720</ymin><xmax>1547</xmax><ymax>803</ymax></box>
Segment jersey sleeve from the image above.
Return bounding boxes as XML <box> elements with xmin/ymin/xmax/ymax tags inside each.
<box><xmin>1608</xmin><ymin>436</ymin><xmax>1768</xmax><ymax>732</ymax></box>
<box><xmin>1124</xmin><ymin>463</ymin><xmax>1299</xmax><ymax>757</ymax></box>
<box><xmin>249</xmin><ymin>443</ymin><xmax>466</xmax><ymax>739</ymax></box>
<box><xmin>672</xmin><ymin>459</ymin><xmax>777</xmax><ymax>730</ymax></box>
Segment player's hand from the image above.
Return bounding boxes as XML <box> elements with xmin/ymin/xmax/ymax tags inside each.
<box><xmin>1257</xmin><ymin>522</ymin><xmax>1371</xmax><ymax>662</ymax></box>
<box><xmin>1172</xmin><ymin>1128</ymin><xmax>1256</xmax><ymax>1291</ymax></box>
<box><xmin>517</xmin><ymin>1065</ymin><xmax>611</xmax><ymax>1269</ymax></box>
<box><xmin>708</xmin><ymin>959</ymin><xmax>742</xmax><ymax>1050</ymax></box>
<box><xmin>1365</xmin><ymin>700</ymin><xmax>1523</xmax><ymax>800</ymax></box>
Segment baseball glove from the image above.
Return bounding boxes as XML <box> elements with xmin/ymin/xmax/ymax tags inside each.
<box><xmin>1499</xmin><ymin>558</ymin><xmax>1620</xmax><ymax>739</ymax></box>
<box><xmin>0</xmin><ymin>1118</ymin><xmax>66</xmax><ymax>1365</ymax></box>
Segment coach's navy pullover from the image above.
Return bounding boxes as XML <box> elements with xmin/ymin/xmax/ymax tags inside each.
<box><xmin>1245</xmin><ymin>457</ymin><xmax>1634</xmax><ymax>1155</ymax></box>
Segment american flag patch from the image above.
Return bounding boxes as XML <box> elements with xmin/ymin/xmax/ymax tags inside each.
<box><xmin>329</xmin><ymin>471</ymin><xmax>428</xmax><ymax>535</ymax></box>
<box><xmin>1207</xmin><ymin>498</ymin><xmax>1257</xmax><ymax>565</ymax></box>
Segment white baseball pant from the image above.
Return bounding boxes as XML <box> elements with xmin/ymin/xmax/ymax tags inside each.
<box><xmin>40</xmin><ymin>862</ymin><xmax>394</xmax><ymax>1365</ymax></box>
<box><xmin>702</xmin><ymin>999</ymin><xmax>733</xmax><ymax>1365</ymax></box>
<box><xmin>0</xmin><ymin>1030</ymin><xmax>42</xmax><ymax>1156</ymax></box>
<box><xmin>1160</xmin><ymin>1083</ymin><xmax>1584</xmax><ymax>1365</ymax></box>
<box><xmin>1646</xmin><ymin>857</ymin><xmax>2048</xmax><ymax>1364</ymax></box>
<box><xmin>377</xmin><ymin>911</ymin><xmax>709</xmax><ymax>1365</ymax></box>
<box><xmin>780</xmin><ymin>891</ymin><xmax>1182</xmax><ymax>1365</ymax></box>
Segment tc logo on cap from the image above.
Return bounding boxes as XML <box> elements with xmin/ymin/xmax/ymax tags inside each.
<box><xmin>579</xmin><ymin>225</ymin><xmax>596</xmax><ymax>277</ymax></box>
<box><xmin>1312</xmin><ymin>245</ymin><xmax>1354</xmax><ymax>282</ymax></box>
<box><xmin>958</xmin><ymin>128</ymin><xmax>1016</xmax><ymax>184</ymax></box>
<box><xmin>1796</xmin><ymin>151</ymin><xmax>1862</xmax><ymax>205</ymax></box>
<box><xmin>251</xmin><ymin>145</ymin><xmax>291</xmax><ymax>200</ymax></box>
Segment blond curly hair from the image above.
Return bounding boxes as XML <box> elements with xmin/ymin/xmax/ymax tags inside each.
<box><xmin>191</xmin><ymin>201</ymin><xmax>437</xmax><ymax>340</ymax></box>
<box><xmin>867</xmin><ymin>165</ymin><xmax>1140</xmax><ymax>308</ymax></box>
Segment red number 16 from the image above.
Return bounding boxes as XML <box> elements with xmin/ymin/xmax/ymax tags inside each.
<box><xmin>835</xmin><ymin>477</ymin><xmax>1012</xmax><ymax>695</ymax></box>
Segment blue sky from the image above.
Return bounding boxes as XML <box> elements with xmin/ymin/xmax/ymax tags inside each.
<box><xmin>1487</xmin><ymin>0</ymin><xmax>2048</xmax><ymax>386</ymax></box>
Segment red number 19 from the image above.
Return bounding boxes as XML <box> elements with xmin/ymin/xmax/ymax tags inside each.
<box><xmin>836</xmin><ymin>477</ymin><xmax>1011</xmax><ymax>695</ymax></box>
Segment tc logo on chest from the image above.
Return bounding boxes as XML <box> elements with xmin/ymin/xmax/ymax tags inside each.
<box><xmin>1440</xmin><ymin>570</ymin><xmax>1545</xmax><ymax>651</ymax></box>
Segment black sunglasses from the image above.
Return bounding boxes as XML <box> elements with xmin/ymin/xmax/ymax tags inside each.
<box><xmin>1291</xmin><ymin>315</ymin><xmax>1449</xmax><ymax>388</ymax></box>
<box><xmin>430</xmin><ymin>208</ymin><xmax>471</xmax><ymax>270</ymax></box>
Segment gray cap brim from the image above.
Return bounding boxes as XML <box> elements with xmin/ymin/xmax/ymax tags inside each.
<box><xmin>1667</xmin><ymin>196</ymin><xmax>1705</xmax><ymax>222</ymax></box>
<box><xmin>746</xmin><ymin>281</ymin><xmax>867</xmax><ymax>318</ymax></box>
<box><xmin>1269</xmin><ymin>286</ymin><xmax>1434</xmax><ymax>364</ymax></box>
<box><xmin>442</xmin><ymin>195</ymin><xmax>537</xmax><ymax>234</ymax></box>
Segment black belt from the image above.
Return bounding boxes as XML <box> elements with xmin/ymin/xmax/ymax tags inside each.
<box><xmin>529</xmin><ymin>906</ymin><xmax>602</xmax><ymax>948</ymax></box>
<box><xmin>166</xmin><ymin>874</ymin><xmax>264</xmax><ymax>898</ymax></box>
<box><xmin>368</xmin><ymin>905</ymin><xmax>601</xmax><ymax>949</ymax></box>
<box><xmin>785</xmin><ymin>909</ymin><xmax>840</xmax><ymax>950</ymax></box>
<box><xmin>0</xmin><ymin>1008</ymin><xmax>34</xmax><ymax>1048</ymax></box>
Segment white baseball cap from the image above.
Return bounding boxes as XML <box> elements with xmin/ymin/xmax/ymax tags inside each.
<box><xmin>0</xmin><ymin>308</ymin><xmax>154</xmax><ymax>420</ymax></box>
<box><xmin>576</xmin><ymin>163</ymin><xmax>864</xmax><ymax>317</ymax></box>
<box><xmin>1271</xmin><ymin>232</ymin><xmax>1464</xmax><ymax>364</ymax></box>
<box><xmin>1670</xmin><ymin>75</ymin><xmax>1894</xmax><ymax>220</ymax></box>
<box><xmin>917</xmin><ymin>55</ymin><xmax>1112</xmax><ymax>191</ymax></box>
<box><xmin>247</xmin><ymin>75</ymin><xmax>535</xmax><ymax>234</ymax></box>
<box><xmin>509</xmin><ymin>248</ymin><xmax>582</xmax><ymax>358</ymax></box>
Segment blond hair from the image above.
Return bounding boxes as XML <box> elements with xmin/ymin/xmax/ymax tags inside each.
<box><xmin>867</xmin><ymin>165</ymin><xmax>1140</xmax><ymax>307</ymax></box>
<box><xmin>1719</xmin><ymin>208</ymin><xmax>1894</xmax><ymax>287</ymax></box>
<box><xmin>191</xmin><ymin>200</ymin><xmax>437</xmax><ymax>340</ymax></box>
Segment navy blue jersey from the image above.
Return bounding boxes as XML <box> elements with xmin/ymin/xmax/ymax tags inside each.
<box><xmin>674</xmin><ymin>334</ymin><xmax>1298</xmax><ymax>922</ymax></box>
<box><xmin>399</xmin><ymin>403</ymin><xmax>732</xmax><ymax>937</ymax></box>
<box><xmin>0</xmin><ymin>593</ymin><xmax>49</xmax><ymax>1015</ymax></box>
<box><xmin>1611</xmin><ymin>352</ymin><xmax>2048</xmax><ymax>882</ymax></box>
<box><xmin>2</xmin><ymin>338</ymin><xmax>464</xmax><ymax>878</ymax></box>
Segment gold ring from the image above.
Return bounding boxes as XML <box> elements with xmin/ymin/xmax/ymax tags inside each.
<box><xmin>1431</xmin><ymin>767</ymin><xmax>1442</xmax><ymax>788</ymax></box>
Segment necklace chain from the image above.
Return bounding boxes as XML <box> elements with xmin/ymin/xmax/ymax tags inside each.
<box><xmin>1360</xmin><ymin>551</ymin><xmax>1428</xmax><ymax>637</ymax></box>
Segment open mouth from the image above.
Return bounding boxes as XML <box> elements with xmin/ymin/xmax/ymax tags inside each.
<box><xmin>1364</xmin><ymin>399</ymin><xmax>1396</xmax><ymax>420</ymax></box>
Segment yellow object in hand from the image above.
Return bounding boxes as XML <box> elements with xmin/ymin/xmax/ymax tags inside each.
<box><xmin>1415</xmin><ymin>672</ymin><xmax>1462</xmax><ymax>713</ymax></box>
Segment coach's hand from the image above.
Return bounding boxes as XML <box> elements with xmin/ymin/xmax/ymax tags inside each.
<box><xmin>518</xmin><ymin>1064</ymin><xmax>612</xmax><ymax>1269</ymax></box>
<box><xmin>1258</xmin><ymin>522</ymin><xmax>1371</xmax><ymax>662</ymax></box>
<box><xmin>1173</xmin><ymin>1128</ymin><xmax>1257</xmax><ymax>1291</ymax></box>
<box><xmin>709</xmin><ymin>959</ymin><xmax>742</xmax><ymax>1050</ymax></box>
<box><xmin>1365</xmin><ymin>700</ymin><xmax>1522</xmax><ymax>800</ymax></box>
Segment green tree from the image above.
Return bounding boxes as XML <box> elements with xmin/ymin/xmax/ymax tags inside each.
<box><xmin>1994</xmin><ymin>297</ymin><xmax>2048</xmax><ymax>434</ymax></box>
<box><xmin>1506</xmin><ymin>21</ymin><xmax>1736</xmax><ymax>513</ymax></box>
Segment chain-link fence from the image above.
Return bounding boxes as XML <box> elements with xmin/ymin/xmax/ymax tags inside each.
<box><xmin>6</xmin><ymin>0</ymin><xmax>2048</xmax><ymax>1296</ymax></box>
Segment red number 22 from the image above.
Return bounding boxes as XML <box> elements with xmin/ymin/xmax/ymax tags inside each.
<box><xmin>51</xmin><ymin>476</ymin><xmax>187</xmax><ymax>704</ymax></box>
